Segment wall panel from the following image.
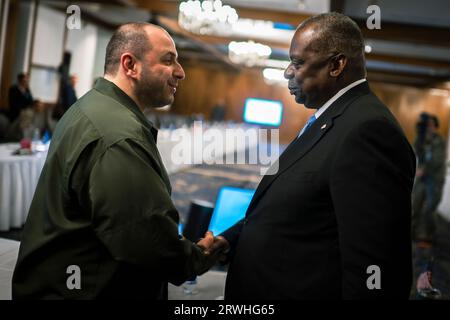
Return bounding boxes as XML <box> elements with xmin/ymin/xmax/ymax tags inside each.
<box><xmin>167</xmin><ymin>62</ymin><xmax>450</xmax><ymax>145</ymax></box>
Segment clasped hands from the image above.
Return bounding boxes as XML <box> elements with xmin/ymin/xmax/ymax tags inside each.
<box><xmin>197</xmin><ymin>231</ymin><xmax>230</xmax><ymax>262</ymax></box>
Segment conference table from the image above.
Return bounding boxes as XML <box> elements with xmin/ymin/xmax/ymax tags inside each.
<box><xmin>0</xmin><ymin>135</ymin><xmax>190</xmax><ymax>229</ymax></box>
<box><xmin>157</xmin><ymin>123</ymin><xmax>260</xmax><ymax>174</ymax></box>
<box><xmin>0</xmin><ymin>143</ymin><xmax>48</xmax><ymax>231</ymax></box>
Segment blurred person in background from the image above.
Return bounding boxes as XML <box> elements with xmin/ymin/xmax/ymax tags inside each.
<box><xmin>210</xmin><ymin>97</ymin><xmax>227</xmax><ymax>122</ymax></box>
<box><xmin>4</xmin><ymin>99</ymin><xmax>46</xmax><ymax>142</ymax></box>
<box><xmin>8</xmin><ymin>73</ymin><xmax>34</xmax><ymax>123</ymax></box>
<box><xmin>412</xmin><ymin>112</ymin><xmax>446</xmax><ymax>299</ymax></box>
<box><xmin>60</xmin><ymin>74</ymin><xmax>78</xmax><ymax>113</ymax></box>
<box><xmin>412</xmin><ymin>112</ymin><xmax>446</xmax><ymax>244</ymax></box>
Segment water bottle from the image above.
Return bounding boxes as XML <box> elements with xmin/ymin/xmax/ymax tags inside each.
<box><xmin>41</xmin><ymin>130</ymin><xmax>51</xmax><ymax>144</ymax></box>
<box><xmin>31</xmin><ymin>128</ymin><xmax>40</xmax><ymax>153</ymax></box>
<box><xmin>182</xmin><ymin>276</ymin><xmax>198</xmax><ymax>295</ymax></box>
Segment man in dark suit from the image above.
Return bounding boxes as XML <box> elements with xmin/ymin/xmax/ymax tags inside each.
<box><xmin>209</xmin><ymin>12</ymin><xmax>416</xmax><ymax>299</ymax></box>
<box><xmin>8</xmin><ymin>73</ymin><xmax>34</xmax><ymax>123</ymax></box>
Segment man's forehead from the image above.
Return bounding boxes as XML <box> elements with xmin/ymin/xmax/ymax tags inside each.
<box><xmin>144</xmin><ymin>25</ymin><xmax>170</xmax><ymax>41</ymax></box>
<box><xmin>144</xmin><ymin>27</ymin><xmax>176</xmax><ymax>49</ymax></box>
<box><xmin>156</xmin><ymin>39</ymin><xmax>177</xmax><ymax>56</ymax></box>
<box><xmin>294</xmin><ymin>27</ymin><xmax>316</xmax><ymax>46</ymax></box>
<box><xmin>290</xmin><ymin>27</ymin><xmax>317</xmax><ymax>54</ymax></box>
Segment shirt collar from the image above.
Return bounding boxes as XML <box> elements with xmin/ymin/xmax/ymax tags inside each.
<box><xmin>93</xmin><ymin>77</ymin><xmax>158</xmax><ymax>140</ymax></box>
<box><xmin>314</xmin><ymin>78</ymin><xmax>366</xmax><ymax>119</ymax></box>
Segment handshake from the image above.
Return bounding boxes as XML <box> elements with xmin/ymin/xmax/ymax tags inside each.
<box><xmin>196</xmin><ymin>231</ymin><xmax>230</xmax><ymax>263</ymax></box>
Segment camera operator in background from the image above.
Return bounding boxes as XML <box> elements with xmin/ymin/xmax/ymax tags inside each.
<box><xmin>412</xmin><ymin>112</ymin><xmax>446</xmax><ymax>244</ymax></box>
<box><xmin>412</xmin><ymin>112</ymin><xmax>447</xmax><ymax>299</ymax></box>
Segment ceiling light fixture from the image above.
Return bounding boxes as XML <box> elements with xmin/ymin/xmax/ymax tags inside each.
<box><xmin>263</xmin><ymin>68</ymin><xmax>288</xmax><ymax>85</ymax></box>
<box><xmin>228</xmin><ymin>41</ymin><xmax>272</xmax><ymax>67</ymax></box>
<box><xmin>178</xmin><ymin>0</ymin><xmax>238</xmax><ymax>36</ymax></box>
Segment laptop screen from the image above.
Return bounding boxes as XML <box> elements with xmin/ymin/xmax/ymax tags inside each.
<box><xmin>208</xmin><ymin>186</ymin><xmax>256</xmax><ymax>235</ymax></box>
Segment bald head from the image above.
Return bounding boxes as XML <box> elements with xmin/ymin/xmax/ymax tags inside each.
<box><xmin>104</xmin><ymin>22</ymin><xmax>168</xmax><ymax>76</ymax></box>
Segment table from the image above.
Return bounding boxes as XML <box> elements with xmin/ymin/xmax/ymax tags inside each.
<box><xmin>168</xmin><ymin>270</ymin><xmax>226</xmax><ymax>300</ymax></box>
<box><xmin>0</xmin><ymin>143</ymin><xmax>48</xmax><ymax>231</ymax></box>
<box><xmin>0</xmin><ymin>124</ymin><xmax>262</xmax><ymax>231</ymax></box>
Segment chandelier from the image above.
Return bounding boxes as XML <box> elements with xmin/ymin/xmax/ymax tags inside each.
<box><xmin>228</xmin><ymin>41</ymin><xmax>272</xmax><ymax>67</ymax></box>
<box><xmin>178</xmin><ymin>0</ymin><xmax>239</xmax><ymax>36</ymax></box>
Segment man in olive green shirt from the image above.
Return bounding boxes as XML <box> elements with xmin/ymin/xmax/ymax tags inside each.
<box><xmin>12</xmin><ymin>23</ymin><xmax>215</xmax><ymax>299</ymax></box>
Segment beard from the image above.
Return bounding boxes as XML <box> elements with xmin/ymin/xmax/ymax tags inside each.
<box><xmin>289</xmin><ymin>80</ymin><xmax>307</xmax><ymax>105</ymax></box>
<box><xmin>294</xmin><ymin>88</ymin><xmax>316</xmax><ymax>109</ymax></box>
<box><xmin>134</xmin><ymin>72</ymin><xmax>173</xmax><ymax>109</ymax></box>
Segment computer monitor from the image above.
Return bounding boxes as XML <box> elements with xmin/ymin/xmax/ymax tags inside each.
<box><xmin>208</xmin><ymin>186</ymin><xmax>256</xmax><ymax>235</ymax></box>
<box><xmin>243</xmin><ymin>98</ymin><xmax>283</xmax><ymax>126</ymax></box>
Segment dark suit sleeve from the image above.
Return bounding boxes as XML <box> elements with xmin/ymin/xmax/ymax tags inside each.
<box><xmin>220</xmin><ymin>219</ymin><xmax>245</xmax><ymax>258</ymax></box>
<box><xmin>75</xmin><ymin>139</ymin><xmax>212</xmax><ymax>286</ymax></box>
<box><xmin>330</xmin><ymin>118</ymin><xmax>415</xmax><ymax>299</ymax></box>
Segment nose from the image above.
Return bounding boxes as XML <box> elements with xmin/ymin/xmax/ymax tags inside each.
<box><xmin>174</xmin><ymin>61</ymin><xmax>185</xmax><ymax>80</ymax></box>
<box><xmin>284</xmin><ymin>63</ymin><xmax>294</xmax><ymax>80</ymax></box>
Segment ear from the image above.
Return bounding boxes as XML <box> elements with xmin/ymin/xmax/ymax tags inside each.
<box><xmin>120</xmin><ymin>53</ymin><xmax>139</xmax><ymax>79</ymax></box>
<box><xmin>329</xmin><ymin>53</ymin><xmax>347</xmax><ymax>78</ymax></box>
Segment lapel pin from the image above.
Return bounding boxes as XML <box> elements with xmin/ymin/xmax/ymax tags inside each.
<box><xmin>321</xmin><ymin>124</ymin><xmax>327</xmax><ymax>130</ymax></box>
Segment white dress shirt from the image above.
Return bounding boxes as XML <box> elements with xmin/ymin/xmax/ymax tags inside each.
<box><xmin>297</xmin><ymin>78</ymin><xmax>366</xmax><ymax>138</ymax></box>
<box><xmin>314</xmin><ymin>78</ymin><xmax>366</xmax><ymax>120</ymax></box>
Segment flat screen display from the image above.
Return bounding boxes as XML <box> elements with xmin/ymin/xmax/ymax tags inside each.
<box><xmin>243</xmin><ymin>98</ymin><xmax>283</xmax><ymax>126</ymax></box>
<box><xmin>208</xmin><ymin>186</ymin><xmax>256</xmax><ymax>235</ymax></box>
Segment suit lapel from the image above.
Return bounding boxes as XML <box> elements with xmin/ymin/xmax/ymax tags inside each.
<box><xmin>245</xmin><ymin>82</ymin><xmax>371</xmax><ymax>215</ymax></box>
<box><xmin>246</xmin><ymin>116</ymin><xmax>333</xmax><ymax>213</ymax></box>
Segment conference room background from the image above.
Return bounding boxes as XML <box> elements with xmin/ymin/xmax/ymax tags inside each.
<box><xmin>0</xmin><ymin>0</ymin><xmax>450</xmax><ymax>302</ymax></box>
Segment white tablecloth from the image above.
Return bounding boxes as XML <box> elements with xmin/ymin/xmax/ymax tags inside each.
<box><xmin>0</xmin><ymin>144</ymin><xmax>47</xmax><ymax>231</ymax></box>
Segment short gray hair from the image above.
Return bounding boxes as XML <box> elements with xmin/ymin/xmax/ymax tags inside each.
<box><xmin>298</xmin><ymin>12</ymin><xmax>365</xmax><ymax>59</ymax></box>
